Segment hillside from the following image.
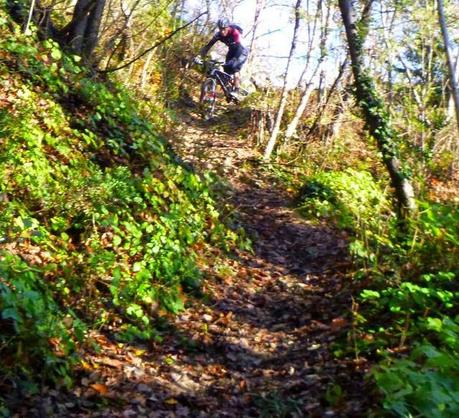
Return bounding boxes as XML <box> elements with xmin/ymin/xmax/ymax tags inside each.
<box><xmin>1</xmin><ymin>2</ymin><xmax>459</xmax><ymax>417</ymax></box>
<box><xmin>0</xmin><ymin>10</ymin><xmax>370</xmax><ymax>417</ymax></box>
<box><xmin>0</xmin><ymin>8</ymin><xmax>240</xmax><ymax>408</ymax></box>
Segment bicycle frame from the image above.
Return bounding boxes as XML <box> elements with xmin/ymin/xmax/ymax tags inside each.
<box><xmin>196</xmin><ymin>58</ymin><xmax>249</xmax><ymax>118</ymax></box>
<box><xmin>200</xmin><ymin>60</ymin><xmax>234</xmax><ymax>99</ymax></box>
<box><xmin>198</xmin><ymin>60</ymin><xmax>238</xmax><ymax>119</ymax></box>
<box><xmin>208</xmin><ymin>68</ymin><xmax>233</xmax><ymax>100</ymax></box>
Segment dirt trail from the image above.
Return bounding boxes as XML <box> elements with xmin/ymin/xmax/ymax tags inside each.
<box><xmin>17</xmin><ymin>107</ymin><xmax>371</xmax><ymax>417</ymax></box>
<box><xmin>158</xmin><ymin>108</ymin><xmax>370</xmax><ymax>417</ymax></box>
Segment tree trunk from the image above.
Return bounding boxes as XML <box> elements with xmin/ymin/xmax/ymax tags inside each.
<box><xmin>85</xmin><ymin>0</ymin><xmax>106</xmax><ymax>57</ymax></box>
<box><xmin>284</xmin><ymin>0</ymin><xmax>330</xmax><ymax>141</ymax></box>
<box><xmin>379</xmin><ymin>1</ymin><xmax>397</xmax><ymax>106</ymax></box>
<box><xmin>24</xmin><ymin>0</ymin><xmax>36</xmax><ymax>34</ymax></box>
<box><xmin>437</xmin><ymin>0</ymin><xmax>459</xmax><ymax>136</ymax></box>
<box><xmin>325</xmin><ymin>74</ymin><xmax>354</xmax><ymax>144</ymax></box>
<box><xmin>247</xmin><ymin>0</ymin><xmax>266</xmax><ymax>67</ymax></box>
<box><xmin>263</xmin><ymin>0</ymin><xmax>302</xmax><ymax>161</ymax></box>
<box><xmin>140</xmin><ymin>50</ymin><xmax>154</xmax><ymax>90</ymax></box>
<box><xmin>284</xmin><ymin>83</ymin><xmax>314</xmax><ymax>140</ymax></box>
<box><xmin>306</xmin><ymin>59</ymin><xmax>348</xmax><ymax>139</ymax></box>
<box><xmin>447</xmin><ymin>53</ymin><xmax>459</xmax><ymax>119</ymax></box>
<box><xmin>64</xmin><ymin>0</ymin><xmax>106</xmax><ymax>59</ymax></box>
<box><xmin>328</xmin><ymin>90</ymin><xmax>349</xmax><ymax>142</ymax></box>
<box><xmin>338</xmin><ymin>0</ymin><xmax>416</xmax><ymax>217</ymax></box>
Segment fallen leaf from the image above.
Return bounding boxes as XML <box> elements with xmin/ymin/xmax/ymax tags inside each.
<box><xmin>97</xmin><ymin>357</ymin><xmax>123</xmax><ymax>368</ymax></box>
<box><xmin>176</xmin><ymin>406</ymin><xmax>191</xmax><ymax>417</ymax></box>
<box><xmin>202</xmin><ymin>314</ymin><xmax>213</xmax><ymax>322</ymax></box>
<box><xmin>132</xmin><ymin>394</ymin><xmax>147</xmax><ymax>406</ymax></box>
<box><xmin>90</xmin><ymin>383</ymin><xmax>108</xmax><ymax>395</ymax></box>
<box><xmin>308</xmin><ymin>343</ymin><xmax>321</xmax><ymax>351</ymax></box>
<box><xmin>311</xmin><ymin>320</ymin><xmax>329</xmax><ymax>330</ymax></box>
<box><xmin>331</xmin><ymin>317</ymin><xmax>348</xmax><ymax>331</ymax></box>
<box><xmin>80</xmin><ymin>360</ymin><xmax>92</xmax><ymax>370</ymax></box>
<box><xmin>137</xmin><ymin>383</ymin><xmax>152</xmax><ymax>394</ymax></box>
<box><xmin>164</xmin><ymin>398</ymin><xmax>178</xmax><ymax>405</ymax></box>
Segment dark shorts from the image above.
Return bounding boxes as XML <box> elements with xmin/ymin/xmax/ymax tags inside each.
<box><xmin>224</xmin><ymin>44</ymin><xmax>248</xmax><ymax>75</ymax></box>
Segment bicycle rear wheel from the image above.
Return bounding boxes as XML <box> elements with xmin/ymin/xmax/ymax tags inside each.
<box><xmin>199</xmin><ymin>78</ymin><xmax>217</xmax><ymax>120</ymax></box>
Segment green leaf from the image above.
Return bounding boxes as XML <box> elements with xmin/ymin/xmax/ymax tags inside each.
<box><xmin>51</xmin><ymin>48</ymin><xmax>62</xmax><ymax>60</ymax></box>
<box><xmin>360</xmin><ymin>289</ymin><xmax>381</xmax><ymax>299</ymax></box>
<box><xmin>126</xmin><ymin>303</ymin><xmax>144</xmax><ymax>318</ymax></box>
<box><xmin>426</xmin><ymin>317</ymin><xmax>443</xmax><ymax>332</ymax></box>
<box><xmin>113</xmin><ymin>235</ymin><xmax>122</xmax><ymax>247</ymax></box>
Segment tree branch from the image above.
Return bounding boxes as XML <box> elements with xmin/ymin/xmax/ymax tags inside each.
<box><xmin>101</xmin><ymin>12</ymin><xmax>207</xmax><ymax>73</ymax></box>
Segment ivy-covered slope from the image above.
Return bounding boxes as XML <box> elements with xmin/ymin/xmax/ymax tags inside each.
<box><xmin>0</xmin><ymin>12</ymin><xmax>236</xmax><ymax>392</ymax></box>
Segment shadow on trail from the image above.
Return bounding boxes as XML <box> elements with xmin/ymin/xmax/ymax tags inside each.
<box><xmin>12</xmin><ymin>107</ymin><xmax>372</xmax><ymax>417</ymax></box>
<box><xmin>163</xmin><ymin>108</ymin><xmax>369</xmax><ymax>414</ymax></box>
<box><xmin>227</xmin><ymin>183</ymin><xmax>351</xmax><ymax>270</ymax></box>
<box><xmin>20</xmin><ymin>293</ymin><xmax>363</xmax><ymax>417</ymax></box>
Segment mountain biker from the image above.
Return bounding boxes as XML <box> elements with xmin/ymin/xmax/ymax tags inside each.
<box><xmin>199</xmin><ymin>17</ymin><xmax>248</xmax><ymax>99</ymax></box>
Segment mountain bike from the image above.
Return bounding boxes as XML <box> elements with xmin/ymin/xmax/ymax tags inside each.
<box><xmin>194</xmin><ymin>58</ymin><xmax>247</xmax><ymax>120</ymax></box>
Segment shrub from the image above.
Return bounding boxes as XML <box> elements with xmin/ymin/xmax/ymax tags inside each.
<box><xmin>295</xmin><ymin>167</ymin><xmax>458</xmax><ymax>416</ymax></box>
<box><xmin>297</xmin><ymin>168</ymin><xmax>390</xmax><ymax>231</ymax></box>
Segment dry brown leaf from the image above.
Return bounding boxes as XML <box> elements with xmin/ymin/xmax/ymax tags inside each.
<box><xmin>96</xmin><ymin>357</ymin><xmax>123</xmax><ymax>368</ymax></box>
<box><xmin>133</xmin><ymin>394</ymin><xmax>147</xmax><ymax>406</ymax></box>
<box><xmin>202</xmin><ymin>314</ymin><xmax>213</xmax><ymax>322</ymax></box>
<box><xmin>311</xmin><ymin>320</ymin><xmax>330</xmax><ymax>331</ymax></box>
<box><xmin>331</xmin><ymin>317</ymin><xmax>348</xmax><ymax>331</ymax></box>
<box><xmin>90</xmin><ymin>383</ymin><xmax>108</xmax><ymax>395</ymax></box>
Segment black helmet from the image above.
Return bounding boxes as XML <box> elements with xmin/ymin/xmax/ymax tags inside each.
<box><xmin>217</xmin><ymin>17</ymin><xmax>230</xmax><ymax>30</ymax></box>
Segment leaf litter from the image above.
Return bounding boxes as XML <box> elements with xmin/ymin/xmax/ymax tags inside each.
<box><xmin>13</xmin><ymin>108</ymin><xmax>374</xmax><ymax>417</ymax></box>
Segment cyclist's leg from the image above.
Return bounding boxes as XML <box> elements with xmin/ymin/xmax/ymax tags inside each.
<box><xmin>224</xmin><ymin>47</ymin><xmax>236</xmax><ymax>73</ymax></box>
<box><xmin>233</xmin><ymin>72</ymin><xmax>241</xmax><ymax>89</ymax></box>
<box><xmin>223</xmin><ymin>60</ymin><xmax>239</xmax><ymax>92</ymax></box>
<box><xmin>235</xmin><ymin>48</ymin><xmax>248</xmax><ymax>84</ymax></box>
<box><xmin>224</xmin><ymin>47</ymin><xmax>248</xmax><ymax>91</ymax></box>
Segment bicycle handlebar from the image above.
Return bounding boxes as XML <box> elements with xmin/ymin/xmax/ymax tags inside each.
<box><xmin>193</xmin><ymin>56</ymin><xmax>224</xmax><ymax>67</ymax></box>
<box><xmin>205</xmin><ymin>59</ymin><xmax>225</xmax><ymax>65</ymax></box>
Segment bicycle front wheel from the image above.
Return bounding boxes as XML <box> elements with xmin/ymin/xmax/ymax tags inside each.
<box><xmin>199</xmin><ymin>78</ymin><xmax>217</xmax><ymax>120</ymax></box>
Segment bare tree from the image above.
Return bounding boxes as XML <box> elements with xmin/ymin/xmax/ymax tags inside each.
<box><xmin>447</xmin><ymin>53</ymin><xmax>459</xmax><ymax>120</ymax></box>
<box><xmin>102</xmin><ymin>0</ymin><xmax>143</xmax><ymax>70</ymax></box>
<box><xmin>61</xmin><ymin>0</ymin><xmax>107</xmax><ymax>59</ymax></box>
<box><xmin>377</xmin><ymin>0</ymin><xmax>397</xmax><ymax>105</ymax></box>
<box><xmin>247</xmin><ymin>0</ymin><xmax>266</xmax><ymax>66</ymax></box>
<box><xmin>328</xmin><ymin>81</ymin><xmax>351</xmax><ymax>142</ymax></box>
<box><xmin>263</xmin><ymin>0</ymin><xmax>302</xmax><ymax>161</ymax></box>
<box><xmin>284</xmin><ymin>0</ymin><xmax>330</xmax><ymax>141</ymax></box>
<box><xmin>24</xmin><ymin>0</ymin><xmax>37</xmax><ymax>34</ymax></box>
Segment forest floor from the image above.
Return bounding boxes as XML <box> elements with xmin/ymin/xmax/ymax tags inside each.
<box><xmin>13</xmin><ymin>105</ymin><xmax>375</xmax><ymax>417</ymax></box>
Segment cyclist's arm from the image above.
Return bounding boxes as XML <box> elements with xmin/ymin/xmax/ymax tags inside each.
<box><xmin>200</xmin><ymin>33</ymin><xmax>220</xmax><ymax>56</ymax></box>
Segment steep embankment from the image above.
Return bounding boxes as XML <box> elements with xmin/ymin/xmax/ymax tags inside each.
<box><xmin>0</xmin><ymin>11</ymin><xmax>236</xmax><ymax>408</ymax></box>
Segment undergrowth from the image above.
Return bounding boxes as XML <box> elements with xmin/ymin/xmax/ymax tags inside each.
<box><xmin>294</xmin><ymin>167</ymin><xmax>458</xmax><ymax>416</ymax></box>
<box><xmin>0</xmin><ymin>10</ymin><xmax>245</xmax><ymax>399</ymax></box>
